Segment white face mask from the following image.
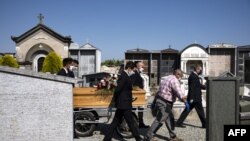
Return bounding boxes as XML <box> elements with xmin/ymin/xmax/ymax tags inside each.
<box><xmin>69</xmin><ymin>66</ymin><xmax>78</xmax><ymax>71</ymax></box>
<box><xmin>139</xmin><ymin>68</ymin><xmax>144</xmax><ymax>72</ymax></box>
<box><xmin>128</xmin><ymin>71</ymin><xmax>135</xmax><ymax>76</ymax></box>
<box><xmin>69</xmin><ymin>66</ymin><xmax>74</xmax><ymax>71</ymax></box>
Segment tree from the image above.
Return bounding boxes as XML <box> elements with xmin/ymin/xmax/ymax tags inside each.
<box><xmin>101</xmin><ymin>59</ymin><xmax>123</xmax><ymax>66</ymax></box>
<box><xmin>115</xmin><ymin>60</ymin><xmax>123</xmax><ymax>66</ymax></box>
<box><xmin>0</xmin><ymin>55</ymin><xmax>19</xmax><ymax>68</ymax></box>
<box><xmin>42</xmin><ymin>52</ymin><xmax>62</xmax><ymax>74</ymax></box>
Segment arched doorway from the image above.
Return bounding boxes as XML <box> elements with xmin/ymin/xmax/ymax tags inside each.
<box><xmin>24</xmin><ymin>43</ymin><xmax>53</xmax><ymax>72</ymax></box>
<box><xmin>33</xmin><ymin>54</ymin><xmax>46</xmax><ymax>72</ymax></box>
<box><xmin>37</xmin><ymin>57</ymin><xmax>45</xmax><ymax>72</ymax></box>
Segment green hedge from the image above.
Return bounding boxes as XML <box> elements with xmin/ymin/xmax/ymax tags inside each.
<box><xmin>42</xmin><ymin>52</ymin><xmax>62</xmax><ymax>74</ymax></box>
<box><xmin>0</xmin><ymin>55</ymin><xmax>19</xmax><ymax>68</ymax></box>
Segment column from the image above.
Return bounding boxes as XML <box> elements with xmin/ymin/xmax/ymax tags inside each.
<box><xmin>202</xmin><ymin>61</ymin><xmax>205</xmax><ymax>75</ymax></box>
<box><xmin>181</xmin><ymin>61</ymin><xmax>184</xmax><ymax>72</ymax></box>
<box><xmin>206</xmin><ymin>61</ymin><xmax>209</xmax><ymax>75</ymax></box>
<box><xmin>183</xmin><ymin>61</ymin><xmax>187</xmax><ymax>73</ymax></box>
<box><xmin>78</xmin><ymin>50</ymin><xmax>80</xmax><ymax>77</ymax></box>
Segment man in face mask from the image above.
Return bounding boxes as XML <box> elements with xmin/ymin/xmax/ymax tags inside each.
<box><xmin>176</xmin><ymin>65</ymin><xmax>206</xmax><ymax>128</ymax></box>
<box><xmin>131</xmin><ymin>61</ymin><xmax>149</xmax><ymax>128</ymax></box>
<box><xmin>103</xmin><ymin>61</ymin><xmax>143</xmax><ymax>141</ymax></box>
<box><xmin>68</xmin><ymin>59</ymin><xmax>79</xmax><ymax>78</ymax></box>
<box><xmin>57</xmin><ymin>58</ymin><xmax>73</xmax><ymax>77</ymax></box>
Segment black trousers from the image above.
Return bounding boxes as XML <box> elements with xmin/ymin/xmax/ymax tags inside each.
<box><xmin>176</xmin><ymin>101</ymin><xmax>206</xmax><ymax>127</ymax></box>
<box><xmin>138</xmin><ymin>107</ymin><xmax>145</xmax><ymax>124</ymax></box>
<box><xmin>103</xmin><ymin>109</ymin><xmax>141</xmax><ymax>141</ymax></box>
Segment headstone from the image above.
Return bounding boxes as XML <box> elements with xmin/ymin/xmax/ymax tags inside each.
<box><xmin>205</xmin><ymin>76</ymin><xmax>240</xmax><ymax>141</ymax></box>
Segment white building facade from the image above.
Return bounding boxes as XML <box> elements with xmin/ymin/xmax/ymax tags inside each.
<box><xmin>180</xmin><ymin>44</ymin><xmax>209</xmax><ymax>76</ymax></box>
<box><xmin>69</xmin><ymin>43</ymin><xmax>101</xmax><ymax>77</ymax></box>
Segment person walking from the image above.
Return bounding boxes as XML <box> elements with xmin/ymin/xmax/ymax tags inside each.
<box><xmin>176</xmin><ymin>65</ymin><xmax>206</xmax><ymax>128</ymax></box>
<box><xmin>103</xmin><ymin>61</ymin><xmax>143</xmax><ymax>141</ymax></box>
<box><xmin>145</xmin><ymin>69</ymin><xmax>186</xmax><ymax>141</ymax></box>
<box><xmin>131</xmin><ymin>61</ymin><xmax>149</xmax><ymax>128</ymax></box>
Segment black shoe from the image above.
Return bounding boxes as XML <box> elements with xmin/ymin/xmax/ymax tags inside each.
<box><xmin>144</xmin><ymin>136</ymin><xmax>157</xmax><ymax>141</ymax></box>
<box><xmin>139</xmin><ymin>123</ymin><xmax>150</xmax><ymax>128</ymax></box>
<box><xmin>74</xmin><ymin>136</ymin><xmax>79</xmax><ymax>139</ymax></box>
<box><xmin>103</xmin><ymin>138</ymin><xmax>111</xmax><ymax>141</ymax></box>
<box><xmin>175</xmin><ymin>124</ymin><xmax>186</xmax><ymax>128</ymax></box>
<box><xmin>135</xmin><ymin>136</ymin><xmax>144</xmax><ymax>141</ymax></box>
<box><xmin>136</xmin><ymin>138</ymin><xmax>144</xmax><ymax>141</ymax></box>
<box><xmin>170</xmin><ymin>137</ymin><xmax>183</xmax><ymax>141</ymax></box>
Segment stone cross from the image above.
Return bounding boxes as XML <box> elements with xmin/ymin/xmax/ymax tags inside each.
<box><xmin>37</xmin><ymin>13</ymin><xmax>44</xmax><ymax>24</ymax></box>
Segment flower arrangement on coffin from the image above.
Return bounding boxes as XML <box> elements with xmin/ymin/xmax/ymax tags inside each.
<box><xmin>96</xmin><ymin>74</ymin><xmax>118</xmax><ymax>97</ymax></box>
<box><xmin>95</xmin><ymin>73</ymin><xmax>142</xmax><ymax>103</ymax></box>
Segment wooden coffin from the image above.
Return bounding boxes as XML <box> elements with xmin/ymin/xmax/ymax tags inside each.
<box><xmin>73</xmin><ymin>87</ymin><xmax>146</xmax><ymax>108</ymax></box>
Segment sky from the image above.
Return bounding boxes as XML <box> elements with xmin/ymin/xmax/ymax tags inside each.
<box><xmin>0</xmin><ymin>0</ymin><xmax>250</xmax><ymax>61</ymax></box>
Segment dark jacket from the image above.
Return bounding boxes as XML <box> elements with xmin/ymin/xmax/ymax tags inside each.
<box><xmin>57</xmin><ymin>68</ymin><xmax>75</xmax><ymax>78</ymax></box>
<box><xmin>114</xmin><ymin>70</ymin><xmax>133</xmax><ymax>109</ymax></box>
<box><xmin>57</xmin><ymin>68</ymin><xmax>69</xmax><ymax>76</ymax></box>
<box><xmin>131</xmin><ymin>70</ymin><xmax>144</xmax><ymax>89</ymax></box>
<box><xmin>68</xmin><ymin>70</ymin><xmax>75</xmax><ymax>78</ymax></box>
<box><xmin>187</xmin><ymin>72</ymin><xmax>205</xmax><ymax>102</ymax></box>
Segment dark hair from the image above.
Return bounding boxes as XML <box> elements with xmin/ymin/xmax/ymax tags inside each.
<box><xmin>73</xmin><ymin>59</ymin><xmax>79</xmax><ymax>65</ymax></box>
<box><xmin>134</xmin><ymin>61</ymin><xmax>141</xmax><ymax>66</ymax></box>
<box><xmin>63</xmin><ymin>58</ymin><xmax>73</xmax><ymax>67</ymax></box>
<box><xmin>125</xmin><ymin>61</ymin><xmax>135</xmax><ymax>69</ymax></box>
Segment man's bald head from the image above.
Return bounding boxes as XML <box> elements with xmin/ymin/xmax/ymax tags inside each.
<box><xmin>173</xmin><ymin>69</ymin><xmax>183</xmax><ymax>79</ymax></box>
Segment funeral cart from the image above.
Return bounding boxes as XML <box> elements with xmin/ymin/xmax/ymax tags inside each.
<box><xmin>73</xmin><ymin>87</ymin><xmax>147</xmax><ymax>138</ymax></box>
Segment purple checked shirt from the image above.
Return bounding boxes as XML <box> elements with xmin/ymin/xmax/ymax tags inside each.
<box><xmin>158</xmin><ymin>75</ymin><xmax>184</xmax><ymax>102</ymax></box>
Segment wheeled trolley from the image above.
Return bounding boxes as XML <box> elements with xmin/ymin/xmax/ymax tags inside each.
<box><xmin>73</xmin><ymin>87</ymin><xmax>147</xmax><ymax>138</ymax></box>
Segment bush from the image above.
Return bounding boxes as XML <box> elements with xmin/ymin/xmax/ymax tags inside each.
<box><xmin>0</xmin><ymin>57</ymin><xmax>3</xmax><ymax>65</ymax></box>
<box><xmin>42</xmin><ymin>52</ymin><xmax>62</xmax><ymax>74</ymax></box>
<box><xmin>0</xmin><ymin>55</ymin><xmax>19</xmax><ymax>68</ymax></box>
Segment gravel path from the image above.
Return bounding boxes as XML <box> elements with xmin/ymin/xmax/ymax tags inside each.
<box><xmin>74</xmin><ymin>96</ymin><xmax>206</xmax><ymax>141</ymax></box>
